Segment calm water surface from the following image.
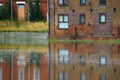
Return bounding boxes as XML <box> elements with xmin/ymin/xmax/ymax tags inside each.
<box><xmin>0</xmin><ymin>38</ymin><xmax>120</xmax><ymax>80</ymax></box>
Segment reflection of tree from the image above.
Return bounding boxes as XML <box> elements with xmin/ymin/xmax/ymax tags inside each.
<box><xmin>29</xmin><ymin>52</ymin><xmax>41</xmax><ymax>66</ymax></box>
<box><xmin>0</xmin><ymin>52</ymin><xmax>13</xmax><ymax>63</ymax></box>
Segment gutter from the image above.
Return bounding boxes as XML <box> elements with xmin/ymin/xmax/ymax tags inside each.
<box><xmin>48</xmin><ymin>0</ymin><xmax>50</xmax><ymax>36</ymax></box>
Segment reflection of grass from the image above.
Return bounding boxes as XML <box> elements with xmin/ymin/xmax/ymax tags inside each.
<box><xmin>48</xmin><ymin>38</ymin><xmax>120</xmax><ymax>44</ymax></box>
<box><xmin>0</xmin><ymin>44</ymin><xmax>48</xmax><ymax>53</ymax></box>
<box><xmin>0</xmin><ymin>20</ymin><xmax>48</xmax><ymax>32</ymax></box>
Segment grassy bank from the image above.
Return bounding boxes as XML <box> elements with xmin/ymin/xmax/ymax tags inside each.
<box><xmin>49</xmin><ymin>38</ymin><xmax>120</xmax><ymax>44</ymax></box>
<box><xmin>0</xmin><ymin>20</ymin><xmax>48</xmax><ymax>32</ymax></box>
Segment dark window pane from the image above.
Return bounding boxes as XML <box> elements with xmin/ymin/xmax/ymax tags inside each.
<box><xmin>80</xmin><ymin>56</ymin><xmax>86</xmax><ymax>65</ymax></box>
<box><xmin>80</xmin><ymin>0</ymin><xmax>86</xmax><ymax>5</ymax></box>
<box><xmin>80</xmin><ymin>14</ymin><xmax>85</xmax><ymax>24</ymax></box>
<box><xmin>100</xmin><ymin>0</ymin><xmax>106</xmax><ymax>4</ymax></box>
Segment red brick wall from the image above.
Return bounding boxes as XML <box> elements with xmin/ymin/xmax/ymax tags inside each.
<box><xmin>40</xmin><ymin>0</ymin><xmax>47</xmax><ymax>20</ymax></box>
<box><xmin>1</xmin><ymin>0</ymin><xmax>47</xmax><ymax>21</ymax></box>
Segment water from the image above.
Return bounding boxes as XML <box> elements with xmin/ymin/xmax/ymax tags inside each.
<box><xmin>0</xmin><ymin>35</ymin><xmax>120</xmax><ymax>80</ymax></box>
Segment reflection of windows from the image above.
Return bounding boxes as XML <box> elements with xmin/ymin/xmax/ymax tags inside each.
<box><xmin>18</xmin><ymin>68</ymin><xmax>24</xmax><ymax>80</ymax></box>
<box><xmin>58</xmin><ymin>49</ymin><xmax>69</xmax><ymax>64</ymax></box>
<box><xmin>100</xmin><ymin>0</ymin><xmax>106</xmax><ymax>4</ymax></box>
<box><xmin>59</xmin><ymin>72</ymin><xmax>69</xmax><ymax>80</ymax></box>
<box><xmin>100</xmin><ymin>74</ymin><xmax>106</xmax><ymax>80</ymax></box>
<box><xmin>80</xmin><ymin>56</ymin><xmax>86</xmax><ymax>65</ymax></box>
<box><xmin>0</xmin><ymin>68</ymin><xmax>2</xmax><ymax>80</ymax></box>
<box><xmin>18</xmin><ymin>56</ymin><xmax>26</xmax><ymax>65</ymax></box>
<box><xmin>80</xmin><ymin>14</ymin><xmax>86</xmax><ymax>24</ymax></box>
<box><xmin>80</xmin><ymin>73</ymin><xmax>86</xmax><ymax>80</ymax></box>
<box><xmin>80</xmin><ymin>0</ymin><xmax>86</xmax><ymax>5</ymax></box>
<box><xmin>100</xmin><ymin>56</ymin><xmax>106</xmax><ymax>66</ymax></box>
<box><xmin>34</xmin><ymin>67</ymin><xmax>40</xmax><ymax>80</ymax></box>
<box><xmin>58</xmin><ymin>0</ymin><xmax>69</xmax><ymax>6</ymax></box>
<box><xmin>99</xmin><ymin>14</ymin><xmax>106</xmax><ymax>23</ymax></box>
<box><xmin>58</xmin><ymin>14</ymin><xmax>69</xmax><ymax>29</ymax></box>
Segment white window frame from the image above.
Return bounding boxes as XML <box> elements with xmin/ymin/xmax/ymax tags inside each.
<box><xmin>58</xmin><ymin>49</ymin><xmax>69</xmax><ymax>64</ymax></box>
<box><xmin>58</xmin><ymin>14</ymin><xmax>69</xmax><ymax>29</ymax></box>
<box><xmin>16</xmin><ymin>1</ymin><xmax>25</xmax><ymax>4</ymax></box>
<box><xmin>100</xmin><ymin>14</ymin><xmax>106</xmax><ymax>23</ymax></box>
<box><xmin>58</xmin><ymin>0</ymin><xmax>69</xmax><ymax>5</ymax></box>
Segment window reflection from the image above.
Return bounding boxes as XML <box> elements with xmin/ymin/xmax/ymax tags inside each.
<box><xmin>59</xmin><ymin>72</ymin><xmax>69</xmax><ymax>80</ymax></box>
<box><xmin>100</xmin><ymin>74</ymin><xmax>106</xmax><ymax>80</ymax></box>
<box><xmin>18</xmin><ymin>68</ymin><xmax>24</xmax><ymax>80</ymax></box>
<box><xmin>80</xmin><ymin>73</ymin><xmax>86</xmax><ymax>80</ymax></box>
<box><xmin>34</xmin><ymin>67</ymin><xmax>40</xmax><ymax>80</ymax></box>
<box><xmin>100</xmin><ymin>56</ymin><xmax>106</xmax><ymax>66</ymax></box>
<box><xmin>58</xmin><ymin>50</ymin><xmax>69</xmax><ymax>64</ymax></box>
<box><xmin>80</xmin><ymin>56</ymin><xmax>86</xmax><ymax>65</ymax></box>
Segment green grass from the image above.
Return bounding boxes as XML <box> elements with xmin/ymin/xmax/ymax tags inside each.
<box><xmin>48</xmin><ymin>38</ymin><xmax>120</xmax><ymax>44</ymax></box>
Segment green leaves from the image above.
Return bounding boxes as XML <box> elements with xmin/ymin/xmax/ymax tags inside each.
<box><xmin>29</xmin><ymin>0</ymin><xmax>45</xmax><ymax>22</ymax></box>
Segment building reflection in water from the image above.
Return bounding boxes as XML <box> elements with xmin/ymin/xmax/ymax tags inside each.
<box><xmin>0</xmin><ymin>42</ymin><xmax>120</xmax><ymax>80</ymax></box>
<box><xmin>49</xmin><ymin>43</ymin><xmax>120</xmax><ymax>80</ymax></box>
<box><xmin>0</xmin><ymin>50</ymin><xmax>48</xmax><ymax>80</ymax></box>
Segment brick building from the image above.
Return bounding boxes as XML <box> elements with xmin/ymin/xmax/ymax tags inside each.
<box><xmin>0</xmin><ymin>50</ymin><xmax>48</xmax><ymax>80</ymax></box>
<box><xmin>49</xmin><ymin>42</ymin><xmax>120</xmax><ymax>80</ymax></box>
<box><xmin>0</xmin><ymin>0</ymin><xmax>47</xmax><ymax>21</ymax></box>
<box><xmin>49</xmin><ymin>0</ymin><xmax>120</xmax><ymax>39</ymax></box>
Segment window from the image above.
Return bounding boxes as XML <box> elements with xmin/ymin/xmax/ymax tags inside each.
<box><xmin>80</xmin><ymin>56</ymin><xmax>86</xmax><ymax>65</ymax></box>
<box><xmin>80</xmin><ymin>73</ymin><xmax>86</xmax><ymax>80</ymax></box>
<box><xmin>100</xmin><ymin>56</ymin><xmax>106</xmax><ymax>66</ymax></box>
<box><xmin>58</xmin><ymin>15</ymin><xmax>69</xmax><ymax>29</ymax></box>
<box><xmin>100</xmin><ymin>74</ymin><xmax>106</xmax><ymax>80</ymax></box>
<box><xmin>100</xmin><ymin>0</ymin><xmax>106</xmax><ymax>4</ymax></box>
<box><xmin>58</xmin><ymin>49</ymin><xmax>69</xmax><ymax>64</ymax></box>
<box><xmin>59</xmin><ymin>72</ymin><xmax>69</xmax><ymax>80</ymax></box>
<box><xmin>18</xmin><ymin>4</ymin><xmax>24</xmax><ymax>8</ymax></box>
<box><xmin>34</xmin><ymin>67</ymin><xmax>40</xmax><ymax>80</ymax></box>
<box><xmin>18</xmin><ymin>68</ymin><xmax>24</xmax><ymax>80</ymax></box>
<box><xmin>80</xmin><ymin>0</ymin><xmax>86</xmax><ymax>5</ymax></box>
<box><xmin>58</xmin><ymin>0</ymin><xmax>69</xmax><ymax>6</ymax></box>
<box><xmin>99</xmin><ymin>14</ymin><xmax>106</xmax><ymax>23</ymax></box>
<box><xmin>80</xmin><ymin>14</ymin><xmax>86</xmax><ymax>24</ymax></box>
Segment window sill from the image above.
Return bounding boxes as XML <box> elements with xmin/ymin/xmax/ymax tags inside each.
<box><xmin>99</xmin><ymin>3</ymin><xmax>107</xmax><ymax>6</ymax></box>
<box><xmin>58</xmin><ymin>28</ymin><xmax>69</xmax><ymax>30</ymax></box>
<box><xmin>99</xmin><ymin>22</ymin><xmax>106</xmax><ymax>24</ymax></box>
<box><xmin>80</xmin><ymin>4</ymin><xmax>86</xmax><ymax>6</ymax></box>
<box><xmin>58</xmin><ymin>4</ymin><xmax>69</xmax><ymax>7</ymax></box>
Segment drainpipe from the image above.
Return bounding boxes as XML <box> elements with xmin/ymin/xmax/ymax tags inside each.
<box><xmin>27</xmin><ymin>0</ymin><xmax>30</xmax><ymax>21</ymax></box>
<box><xmin>48</xmin><ymin>0</ymin><xmax>50</xmax><ymax>36</ymax></box>
<box><xmin>11</xmin><ymin>0</ymin><xmax>13</xmax><ymax>20</ymax></box>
